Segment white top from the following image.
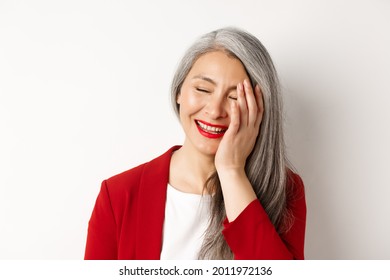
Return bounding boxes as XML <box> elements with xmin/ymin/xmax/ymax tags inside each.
<box><xmin>160</xmin><ymin>184</ymin><xmax>211</xmax><ymax>260</ymax></box>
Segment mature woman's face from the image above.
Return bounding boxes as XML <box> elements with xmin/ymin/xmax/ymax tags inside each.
<box><xmin>177</xmin><ymin>50</ymin><xmax>250</xmax><ymax>156</ymax></box>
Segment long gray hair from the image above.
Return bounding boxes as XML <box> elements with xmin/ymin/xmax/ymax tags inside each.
<box><xmin>170</xmin><ymin>27</ymin><xmax>291</xmax><ymax>259</ymax></box>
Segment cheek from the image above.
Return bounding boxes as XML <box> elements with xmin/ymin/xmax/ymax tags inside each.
<box><xmin>179</xmin><ymin>91</ymin><xmax>204</xmax><ymax>114</ymax></box>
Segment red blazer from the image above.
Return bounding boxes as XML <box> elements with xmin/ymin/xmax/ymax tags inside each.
<box><xmin>85</xmin><ymin>146</ymin><xmax>306</xmax><ymax>260</ymax></box>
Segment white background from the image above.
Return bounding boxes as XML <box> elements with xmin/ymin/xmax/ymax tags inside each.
<box><xmin>1</xmin><ymin>0</ymin><xmax>389</xmax><ymax>259</ymax></box>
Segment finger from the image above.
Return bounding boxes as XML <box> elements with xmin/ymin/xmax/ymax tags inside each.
<box><xmin>254</xmin><ymin>84</ymin><xmax>264</xmax><ymax>128</ymax></box>
<box><xmin>227</xmin><ymin>100</ymin><xmax>240</xmax><ymax>135</ymax></box>
<box><xmin>237</xmin><ymin>82</ymin><xmax>248</xmax><ymax>126</ymax></box>
<box><xmin>243</xmin><ymin>79</ymin><xmax>258</xmax><ymax>127</ymax></box>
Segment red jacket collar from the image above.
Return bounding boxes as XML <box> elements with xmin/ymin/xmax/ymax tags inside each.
<box><xmin>135</xmin><ymin>145</ymin><xmax>181</xmax><ymax>259</ymax></box>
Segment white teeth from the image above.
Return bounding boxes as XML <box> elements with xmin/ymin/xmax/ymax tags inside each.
<box><xmin>196</xmin><ymin>121</ymin><xmax>226</xmax><ymax>134</ymax></box>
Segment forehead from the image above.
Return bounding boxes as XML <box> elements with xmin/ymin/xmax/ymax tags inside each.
<box><xmin>187</xmin><ymin>51</ymin><xmax>248</xmax><ymax>81</ymax></box>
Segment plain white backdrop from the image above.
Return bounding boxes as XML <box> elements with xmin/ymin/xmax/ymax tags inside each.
<box><xmin>1</xmin><ymin>0</ymin><xmax>389</xmax><ymax>259</ymax></box>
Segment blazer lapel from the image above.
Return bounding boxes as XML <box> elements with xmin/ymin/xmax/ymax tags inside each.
<box><xmin>135</xmin><ymin>146</ymin><xmax>181</xmax><ymax>259</ymax></box>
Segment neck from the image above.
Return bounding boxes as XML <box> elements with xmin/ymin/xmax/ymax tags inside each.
<box><xmin>169</xmin><ymin>141</ymin><xmax>216</xmax><ymax>194</ymax></box>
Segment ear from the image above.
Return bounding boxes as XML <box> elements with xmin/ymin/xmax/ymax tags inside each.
<box><xmin>176</xmin><ymin>92</ymin><xmax>182</xmax><ymax>104</ymax></box>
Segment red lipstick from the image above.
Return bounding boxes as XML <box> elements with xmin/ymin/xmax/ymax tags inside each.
<box><xmin>195</xmin><ymin>120</ymin><xmax>228</xmax><ymax>139</ymax></box>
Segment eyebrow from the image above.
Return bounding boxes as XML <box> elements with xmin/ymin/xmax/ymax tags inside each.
<box><xmin>192</xmin><ymin>75</ymin><xmax>237</xmax><ymax>92</ymax></box>
<box><xmin>192</xmin><ymin>75</ymin><xmax>217</xmax><ymax>85</ymax></box>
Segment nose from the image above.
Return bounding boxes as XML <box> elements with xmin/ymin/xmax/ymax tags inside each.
<box><xmin>205</xmin><ymin>95</ymin><xmax>228</xmax><ymax>119</ymax></box>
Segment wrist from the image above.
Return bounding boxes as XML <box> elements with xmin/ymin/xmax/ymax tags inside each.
<box><xmin>217</xmin><ymin>167</ymin><xmax>247</xmax><ymax>182</ymax></box>
<box><xmin>217</xmin><ymin>167</ymin><xmax>257</xmax><ymax>222</ymax></box>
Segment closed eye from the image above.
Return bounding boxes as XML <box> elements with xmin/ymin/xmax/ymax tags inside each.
<box><xmin>196</xmin><ymin>87</ymin><xmax>210</xmax><ymax>93</ymax></box>
<box><xmin>228</xmin><ymin>96</ymin><xmax>238</xmax><ymax>101</ymax></box>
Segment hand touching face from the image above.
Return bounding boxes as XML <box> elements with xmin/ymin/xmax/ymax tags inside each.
<box><xmin>214</xmin><ymin>79</ymin><xmax>263</xmax><ymax>172</ymax></box>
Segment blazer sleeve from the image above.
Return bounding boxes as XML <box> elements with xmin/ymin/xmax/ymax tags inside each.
<box><xmin>84</xmin><ymin>180</ymin><xmax>118</xmax><ymax>260</ymax></box>
<box><xmin>222</xmin><ymin>173</ymin><xmax>307</xmax><ymax>260</ymax></box>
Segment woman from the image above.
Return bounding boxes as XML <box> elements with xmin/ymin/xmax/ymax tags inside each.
<box><xmin>84</xmin><ymin>27</ymin><xmax>306</xmax><ymax>260</ymax></box>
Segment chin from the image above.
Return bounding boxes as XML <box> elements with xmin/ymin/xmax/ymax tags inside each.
<box><xmin>184</xmin><ymin>129</ymin><xmax>223</xmax><ymax>157</ymax></box>
<box><xmin>196</xmin><ymin>141</ymin><xmax>220</xmax><ymax>156</ymax></box>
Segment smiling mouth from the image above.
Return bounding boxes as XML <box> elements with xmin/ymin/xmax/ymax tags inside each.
<box><xmin>195</xmin><ymin>120</ymin><xmax>228</xmax><ymax>138</ymax></box>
